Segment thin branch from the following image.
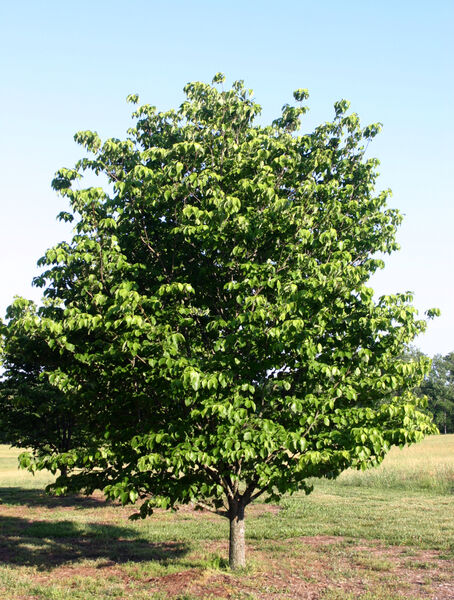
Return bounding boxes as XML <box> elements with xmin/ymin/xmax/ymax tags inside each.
<box><xmin>193</xmin><ymin>501</ymin><xmax>228</xmax><ymax>518</ymax></box>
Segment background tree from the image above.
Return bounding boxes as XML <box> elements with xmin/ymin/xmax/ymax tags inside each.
<box><xmin>18</xmin><ymin>75</ymin><xmax>437</xmax><ymax>569</ymax></box>
<box><xmin>420</xmin><ymin>353</ymin><xmax>454</xmax><ymax>434</ymax></box>
<box><xmin>399</xmin><ymin>346</ymin><xmax>454</xmax><ymax>434</ymax></box>
<box><xmin>0</xmin><ymin>298</ymin><xmax>85</xmax><ymax>477</ymax></box>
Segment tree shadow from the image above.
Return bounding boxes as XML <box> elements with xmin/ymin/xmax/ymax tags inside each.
<box><xmin>0</xmin><ymin>486</ymin><xmax>113</xmax><ymax>509</ymax></box>
<box><xmin>0</xmin><ymin>514</ymin><xmax>189</xmax><ymax>570</ymax></box>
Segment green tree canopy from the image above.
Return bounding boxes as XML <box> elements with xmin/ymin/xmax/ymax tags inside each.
<box><xmin>13</xmin><ymin>74</ymin><xmax>437</xmax><ymax>568</ymax></box>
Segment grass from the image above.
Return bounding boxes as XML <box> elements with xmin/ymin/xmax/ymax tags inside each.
<box><xmin>0</xmin><ymin>435</ymin><xmax>453</xmax><ymax>599</ymax></box>
<box><xmin>331</xmin><ymin>434</ymin><xmax>454</xmax><ymax>494</ymax></box>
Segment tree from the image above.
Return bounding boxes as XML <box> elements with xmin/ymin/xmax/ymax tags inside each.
<box><xmin>0</xmin><ymin>298</ymin><xmax>85</xmax><ymax>477</ymax></box>
<box><xmin>398</xmin><ymin>346</ymin><xmax>454</xmax><ymax>434</ymax></box>
<box><xmin>17</xmin><ymin>74</ymin><xmax>437</xmax><ymax>569</ymax></box>
<box><xmin>420</xmin><ymin>353</ymin><xmax>454</xmax><ymax>434</ymax></box>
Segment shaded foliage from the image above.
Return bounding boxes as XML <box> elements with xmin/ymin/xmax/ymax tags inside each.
<box><xmin>0</xmin><ymin>299</ymin><xmax>87</xmax><ymax>476</ymax></box>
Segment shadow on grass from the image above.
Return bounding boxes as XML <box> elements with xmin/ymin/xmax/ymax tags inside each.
<box><xmin>0</xmin><ymin>514</ymin><xmax>189</xmax><ymax>570</ymax></box>
<box><xmin>0</xmin><ymin>486</ymin><xmax>112</xmax><ymax>509</ymax></box>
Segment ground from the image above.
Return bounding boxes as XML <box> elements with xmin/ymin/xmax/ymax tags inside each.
<box><xmin>0</xmin><ymin>436</ymin><xmax>453</xmax><ymax>599</ymax></box>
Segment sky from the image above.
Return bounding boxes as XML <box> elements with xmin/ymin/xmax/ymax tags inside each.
<box><xmin>0</xmin><ymin>0</ymin><xmax>453</xmax><ymax>356</ymax></box>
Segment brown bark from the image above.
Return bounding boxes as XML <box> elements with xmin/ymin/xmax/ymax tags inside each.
<box><xmin>229</xmin><ymin>501</ymin><xmax>246</xmax><ymax>569</ymax></box>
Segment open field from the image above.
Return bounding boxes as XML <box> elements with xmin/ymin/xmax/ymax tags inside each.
<box><xmin>0</xmin><ymin>436</ymin><xmax>453</xmax><ymax>600</ymax></box>
<box><xmin>332</xmin><ymin>434</ymin><xmax>454</xmax><ymax>494</ymax></box>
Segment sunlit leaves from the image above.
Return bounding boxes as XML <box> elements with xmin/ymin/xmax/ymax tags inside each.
<box><xmin>6</xmin><ymin>74</ymin><xmax>438</xmax><ymax>526</ymax></box>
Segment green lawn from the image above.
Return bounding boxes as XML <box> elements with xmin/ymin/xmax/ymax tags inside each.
<box><xmin>0</xmin><ymin>436</ymin><xmax>453</xmax><ymax>599</ymax></box>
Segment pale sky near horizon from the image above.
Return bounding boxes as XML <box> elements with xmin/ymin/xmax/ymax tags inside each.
<box><xmin>0</xmin><ymin>0</ymin><xmax>453</xmax><ymax>356</ymax></box>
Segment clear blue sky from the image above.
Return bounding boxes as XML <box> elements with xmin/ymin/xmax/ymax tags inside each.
<box><xmin>1</xmin><ymin>0</ymin><xmax>453</xmax><ymax>355</ymax></box>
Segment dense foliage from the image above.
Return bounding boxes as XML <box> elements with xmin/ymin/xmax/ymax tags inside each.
<box><xmin>0</xmin><ymin>299</ymin><xmax>85</xmax><ymax>475</ymax></box>
<box><xmin>2</xmin><ymin>75</ymin><xmax>438</xmax><ymax>567</ymax></box>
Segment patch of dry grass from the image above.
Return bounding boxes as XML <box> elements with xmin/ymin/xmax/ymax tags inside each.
<box><xmin>334</xmin><ymin>434</ymin><xmax>454</xmax><ymax>493</ymax></box>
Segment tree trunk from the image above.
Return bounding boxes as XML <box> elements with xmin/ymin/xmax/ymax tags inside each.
<box><xmin>60</xmin><ymin>465</ymin><xmax>68</xmax><ymax>478</ymax></box>
<box><xmin>229</xmin><ymin>501</ymin><xmax>246</xmax><ymax>569</ymax></box>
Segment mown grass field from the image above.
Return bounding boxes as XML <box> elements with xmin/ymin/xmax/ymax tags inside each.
<box><xmin>0</xmin><ymin>436</ymin><xmax>453</xmax><ymax>600</ymax></box>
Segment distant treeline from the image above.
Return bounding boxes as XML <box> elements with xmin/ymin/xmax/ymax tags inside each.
<box><xmin>410</xmin><ymin>349</ymin><xmax>454</xmax><ymax>434</ymax></box>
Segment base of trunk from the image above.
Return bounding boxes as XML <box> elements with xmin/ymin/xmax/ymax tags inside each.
<box><xmin>229</xmin><ymin>502</ymin><xmax>246</xmax><ymax>569</ymax></box>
